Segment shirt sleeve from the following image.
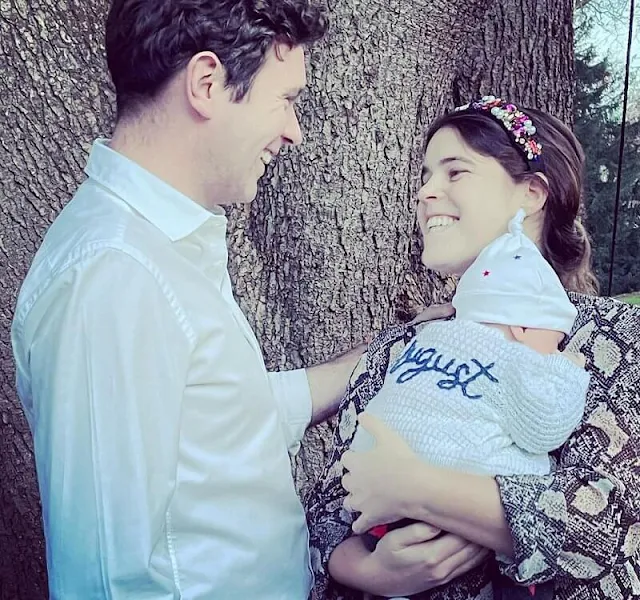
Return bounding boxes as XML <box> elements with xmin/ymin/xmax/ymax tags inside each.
<box><xmin>501</xmin><ymin>352</ymin><xmax>590</xmax><ymax>454</ymax></box>
<box><xmin>306</xmin><ymin>321</ymin><xmax>413</xmax><ymax>599</ymax></box>
<box><xmin>24</xmin><ymin>249</ymin><xmax>192</xmax><ymax>599</ymax></box>
<box><xmin>267</xmin><ymin>369</ymin><xmax>313</xmax><ymax>454</ymax></box>
<box><xmin>495</xmin><ymin>374</ymin><xmax>640</xmax><ymax>586</ymax></box>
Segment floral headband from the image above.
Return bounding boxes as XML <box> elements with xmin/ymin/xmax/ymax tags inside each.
<box><xmin>454</xmin><ymin>95</ymin><xmax>543</xmax><ymax>168</ymax></box>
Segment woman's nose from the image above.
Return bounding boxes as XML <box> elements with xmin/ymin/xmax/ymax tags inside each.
<box><xmin>417</xmin><ymin>179</ymin><xmax>441</xmax><ymax>204</ymax></box>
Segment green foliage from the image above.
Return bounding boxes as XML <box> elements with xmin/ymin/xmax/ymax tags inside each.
<box><xmin>616</xmin><ymin>293</ymin><xmax>640</xmax><ymax>304</ymax></box>
<box><xmin>573</xmin><ymin>40</ymin><xmax>640</xmax><ymax>295</ymax></box>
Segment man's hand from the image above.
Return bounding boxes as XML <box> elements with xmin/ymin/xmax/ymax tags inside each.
<box><xmin>342</xmin><ymin>412</ymin><xmax>425</xmax><ymax>534</ymax></box>
<box><xmin>306</xmin><ymin>303</ymin><xmax>452</xmax><ymax>424</ymax></box>
<box><xmin>329</xmin><ymin>524</ymin><xmax>489</xmax><ymax>597</ymax></box>
<box><xmin>410</xmin><ymin>302</ymin><xmax>454</xmax><ymax>325</ymax></box>
<box><xmin>306</xmin><ymin>342</ymin><xmax>368</xmax><ymax>424</ymax></box>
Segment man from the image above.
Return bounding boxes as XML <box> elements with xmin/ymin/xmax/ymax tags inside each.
<box><xmin>11</xmin><ymin>1</ymin><xmax>354</xmax><ymax>597</ymax></box>
<box><xmin>12</xmin><ymin>0</ymin><xmax>485</xmax><ymax>597</ymax></box>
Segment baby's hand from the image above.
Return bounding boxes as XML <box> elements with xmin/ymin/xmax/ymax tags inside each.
<box><xmin>560</xmin><ymin>350</ymin><xmax>586</xmax><ymax>368</ymax></box>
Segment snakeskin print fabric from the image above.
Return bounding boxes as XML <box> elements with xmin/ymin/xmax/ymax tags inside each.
<box><xmin>306</xmin><ymin>294</ymin><xmax>640</xmax><ymax>600</ymax></box>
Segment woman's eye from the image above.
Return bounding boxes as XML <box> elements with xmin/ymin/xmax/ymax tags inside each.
<box><xmin>448</xmin><ymin>169</ymin><xmax>466</xmax><ymax>180</ymax></box>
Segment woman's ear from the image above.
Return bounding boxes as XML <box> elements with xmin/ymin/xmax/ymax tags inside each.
<box><xmin>521</xmin><ymin>173</ymin><xmax>549</xmax><ymax>217</ymax></box>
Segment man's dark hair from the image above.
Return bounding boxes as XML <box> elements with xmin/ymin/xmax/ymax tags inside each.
<box><xmin>105</xmin><ymin>0</ymin><xmax>328</xmax><ymax>120</ymax></box>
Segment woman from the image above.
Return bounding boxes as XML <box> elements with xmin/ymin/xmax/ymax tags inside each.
<box><xmin>306</xmin><ymin>96</ymin><xmax>640</xmax><ymax>600</ymax></box>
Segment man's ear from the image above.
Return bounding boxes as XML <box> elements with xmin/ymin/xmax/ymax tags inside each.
<box><xmin>184</xmin><ymin>51</ymin><xmax>228</xmax><ymax>119</ymax></box>
<box><xmin>521</xmin><ymin>173</ymin><xmax>549</xmax><ymax>217</ymax></box>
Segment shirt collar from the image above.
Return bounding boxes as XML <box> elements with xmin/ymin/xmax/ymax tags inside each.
<box><xmin>84</xmin><ymin>139</ymin><xmax>227</xmax><ymax>242</ymax></box>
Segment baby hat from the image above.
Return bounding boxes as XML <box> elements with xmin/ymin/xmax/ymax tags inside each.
<box><xmin>452</xmin><ymin>209</ymin><xmax>577</xmax><ymax>334</ymax></box>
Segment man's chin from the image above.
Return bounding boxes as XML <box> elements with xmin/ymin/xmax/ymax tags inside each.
<box><xmin>242</xmin><ymin>180</ymin><xmax>259</xmax><ymax>204</ymax></box>
<box><xmin>215</xmin><ymin>184</ymin><xmax>258</xmax><ymax>206</ymax></box>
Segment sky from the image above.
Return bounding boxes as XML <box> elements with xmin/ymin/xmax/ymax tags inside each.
<box><xmin>577</xmin><ymin>0</ymin><xmax>639</xmax><ymax>120</ymax></box>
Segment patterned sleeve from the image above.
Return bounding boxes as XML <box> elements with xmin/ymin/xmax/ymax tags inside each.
<box><xmin>306</xmin><ymin>322</ymin><xmax>415</xmax><ymax>600</ymax></box>
<box><xmin>495</xmin><ymin>298</ymin><xmax>640</xmax><ymax>587</ymax></box>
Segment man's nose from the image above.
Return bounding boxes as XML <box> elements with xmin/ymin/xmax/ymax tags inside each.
<box><xmin>283</xmin><ymin>107</ymin><xmax>303</xmax><ymax>146</ymax></box>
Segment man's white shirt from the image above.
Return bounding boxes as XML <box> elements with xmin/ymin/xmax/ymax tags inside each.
<box><xmin>12</xmin><ymin>140</ymin><xmax>314</xmax><ymax>599</ymax></box>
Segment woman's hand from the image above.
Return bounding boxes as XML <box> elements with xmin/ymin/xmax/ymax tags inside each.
<box><xmin>329</xmin><ymin>524</ymin><xmax>490</xmax><ymax>597</ymax></box>
<box><xmin>341</xmin><ymin>412</ymin><xmax>515</xmax><ymax>556</ymax></box>
<box><xmin>341</xmin><ymin>412</ymin><xmax>427</xmax><ymax>534</ymax></box>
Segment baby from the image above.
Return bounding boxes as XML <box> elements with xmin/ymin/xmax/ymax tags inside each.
<box><xmin>351</xmin><ymin>209</ymin><xmax>590</xmax><ymax>560</ymax></box>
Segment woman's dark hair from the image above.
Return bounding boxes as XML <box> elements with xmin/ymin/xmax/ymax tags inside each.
<box><xmin>425</xmin><ymin>107</ymin><xmax>599</xmax><ymax>295</ymax></box>
<box><xmin>105</xmin><ymin>0</ymin><xmax>328</xmax><ymax>120</ymax></box>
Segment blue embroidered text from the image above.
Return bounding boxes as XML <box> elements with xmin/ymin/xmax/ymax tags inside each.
<box><xmin>390</xmin><ymin>340</ymin><xmax>499</xmax><ymax>399</ymax></box>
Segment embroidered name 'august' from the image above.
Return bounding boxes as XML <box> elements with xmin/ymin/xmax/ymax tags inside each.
<box><xmin>390</xmin><ymin>339</ymin><xmax>499</xmax><ymax>399</ymax></box>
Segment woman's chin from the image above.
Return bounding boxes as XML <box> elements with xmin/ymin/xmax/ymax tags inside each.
<box><xmin>421</xmin><ymin>254</ymin><xmax>462</xmax><ymax>276</ymax></box>
<box><xmin>422</xmin><ymin>247</ymin><xmax>478</xmax><ymax>276</ymax></box>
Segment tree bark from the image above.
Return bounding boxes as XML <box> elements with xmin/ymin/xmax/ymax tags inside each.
<box><xmin>1</xmin><ymin>1</ymin><xmax>114</xmax><ymax>597</ymax></box>
<box><xmin>0</xmin><ymin>0</ymin><xmax>574</xmax><ymax>597</ymax></box>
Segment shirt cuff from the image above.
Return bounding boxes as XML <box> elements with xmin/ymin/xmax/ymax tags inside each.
<box><xmin>268</xmin><ymin>369</ymin><xmax>313</xmax><ymax>455</ymax></box>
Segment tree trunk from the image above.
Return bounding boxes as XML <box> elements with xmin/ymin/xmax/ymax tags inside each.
<box><xmin>0</xmin><ymin>0</ymin><xmax>574</xmax><ymax>597</ymax></box>
<box><xmin>1</xmin><ymin>1</ymin><xmax>115</xmax><ymax>597</ymax></box>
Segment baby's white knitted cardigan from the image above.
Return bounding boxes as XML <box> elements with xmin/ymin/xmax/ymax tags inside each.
<box><xmin>351</xmin><ymin>319</ymin><xmax>590</xmax><ymax>476</ymax></box>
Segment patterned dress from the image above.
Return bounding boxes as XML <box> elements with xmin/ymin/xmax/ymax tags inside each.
<box><xmin>306</xmin><ymin>293</ymin><xmax>640</xmax><ymax>600</ymax></box>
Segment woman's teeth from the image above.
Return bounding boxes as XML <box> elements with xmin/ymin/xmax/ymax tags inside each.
<box><xmin>426</xmin><ymin>216</ymin><xmax>457</xmax><ymax>231</ymax></box>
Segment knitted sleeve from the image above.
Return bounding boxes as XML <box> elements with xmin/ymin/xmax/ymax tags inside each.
<box><xmin>501</xmin><ymin>352</ymin><xmax>590</xmax><ymax>454</ymax></box>
<box><xmin>495</xmin><ymin>297</ymin><xmax>640</xmax><ymax>587</ymax></box>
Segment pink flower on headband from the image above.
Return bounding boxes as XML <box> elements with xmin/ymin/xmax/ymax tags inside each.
<box><xmin>454</xmin><ymin>95</ymin><xmax>543</xmax><ymax>163</ymax></box>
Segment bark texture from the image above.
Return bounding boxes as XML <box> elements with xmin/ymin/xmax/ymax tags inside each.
<box><xmin>0</xmin><ymin>0</ymin><xmax>574</xmax><ymax>597</ymax></box>
<box><xmin>1</xmin><ymin>1</ymin><xmax>114</xmax><ymax>597</ymax></box>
